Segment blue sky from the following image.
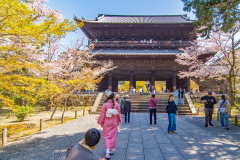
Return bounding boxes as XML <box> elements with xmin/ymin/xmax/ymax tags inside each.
<box><xmin>46</xmin><ymin>0</ymin><xmax>196</xmax><ymax>45</ymax></box>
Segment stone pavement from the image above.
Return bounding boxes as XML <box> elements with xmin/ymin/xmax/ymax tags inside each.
<box><xmin>0</xmin><ymin>113</ymin><xmax>240</xmax><ymax>160</ymax></box>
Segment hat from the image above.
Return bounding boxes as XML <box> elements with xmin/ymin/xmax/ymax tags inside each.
<box><xmin>152</xmin><ymin>93</ymin><xmax>155</xmax><ymax>97</ymax></box>
<box><xmin>115</xmin><ymin>94</ymin><xmax>120</xmax><ymax>99</ymax></box>
<box><xmin>125</xmin><ymin>95</ymin><xmax>129</xmax><ymax>98</ymax></box>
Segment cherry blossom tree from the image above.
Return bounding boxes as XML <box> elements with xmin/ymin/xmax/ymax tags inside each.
<box><xmin>175</xmin><ymin>26</ymin><xmax>240</xmax><ymax>109</ymax></box>
<box><xmin>47</xmin><ymin>40</ymin><xmax>114</xmax><ymax>119</ymax></box>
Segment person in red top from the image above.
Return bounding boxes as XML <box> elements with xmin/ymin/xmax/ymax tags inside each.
<box><xmin>149</xmin><ymin>93</ymin><xmax>158</xmax><ymax>125</ymax></box>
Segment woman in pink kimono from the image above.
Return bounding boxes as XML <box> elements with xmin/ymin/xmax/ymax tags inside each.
<box><xmin>97</xmin><ymin>93</ymin><xmax>122</xmax><ymax>159</ymax></box>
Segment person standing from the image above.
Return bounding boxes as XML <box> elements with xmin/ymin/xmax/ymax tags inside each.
<box><xmin>97</xmin><ymin>93</ymin><xmax>122</xmax><ymax>159</ymax></box>
<box><xmin>147</xmin><ymin>80</ymin><xmax>151</xmax><ymax>94</ymax></box>
<box><xmin>105</xmin><ymin>86</ymin><xmax>112</xmax><ymax>99</ymax></box>
<box><xmin>166</xmin><ymin>95</ymin><xmax>178</xmax><ymax>133</ymax></box>
<box><xmin>152</xmin><ymin>86</ymin><xmax>156</xmax><ymax>94</ymax></box>
<box><xmin>180</xmin><ymin>88</ymin><xmax>184</xmax><ymax>104</ymax></box>
<box><xmin>174</xmin><ymin>89</ymin><xmax>179</xmax><ymax>105</ymax></box>
<box><xmin>178</xmin><ymin>88</ymin><xmax>184</xmax><ymax>105</ymax></box>
<box><xmin>149</xmin><ymin>93</ymin><xmax>158</xmax><ymax>125</ymax></box>
<box><xmin>201</xmin><ymin>91</ymin><xmax>217</xmax><ymax>127</ymax></box>
<box><xmin>120</xmin><ymin>95</ymin><xmax>125</xmax><ymax>114</ymax></box>
<box><xmin>115</xmin><ymin>94</ymin><xmax>120</xmax><ymax>103</ymax></box>
<box><xmin>218</xmin><ymin>95</ymin><xmax>231</xmax><ymax>130</ymax></box>
<box><xmin>139</xmin><ymin>86</ymin><xmax>143</xmax><ymax>94</ymax></box>
<box><xmin>123</xmin><ymin>95</ymin><xmax>131</xmax><ymax>123</ymax></box>
<box><xmin>133</xmin><ymin>88</ymin><xmax>136</xmax><ymax>93</ymax></box>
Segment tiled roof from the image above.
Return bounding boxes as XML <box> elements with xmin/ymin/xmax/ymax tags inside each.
<box><xmin>93</xmin><ymin>49</ymin><xmax>183</xmax><ymax>56</ymax></box>
<box><xmin>75</xmin><ymin>14</ymin><xmax>194</xmax><ymax>24</ymax></box>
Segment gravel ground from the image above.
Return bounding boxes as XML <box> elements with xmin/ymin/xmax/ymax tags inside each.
<box><xmin>0</xmin><ymin>113</ymin><xmax>240</xmax><ymax>160</ymax></box>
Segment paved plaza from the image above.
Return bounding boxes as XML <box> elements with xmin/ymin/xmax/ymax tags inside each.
<box><xmin>0</xmin><ymin>113</ymin><xmax>240</xmax><ymax>160</ymax></box>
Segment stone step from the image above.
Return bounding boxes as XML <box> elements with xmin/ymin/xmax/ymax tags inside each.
<box><xmin>91</xmin><ymin>111</ymin><xmax>195</xmax><ymax>115</ymax></box>
<box><xmin>99</xmin><ymin>102</ymin><xmax>188</xmax><ymax>106</ymax></box>
<box><xmin>130</xmin><ymin>109</ymin><xmax>192</xmax><ymax>113</ymax></box>
<box><xmin>96</xmin><ymin>108</ymin><xmax>191</xmax><ymax>112</ymax></box>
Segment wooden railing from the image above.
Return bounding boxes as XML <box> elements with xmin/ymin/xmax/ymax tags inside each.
<box><xmin>90</xmin><ymin>40</ymin><xmax>192</xmax><ymax>48</ymax></box>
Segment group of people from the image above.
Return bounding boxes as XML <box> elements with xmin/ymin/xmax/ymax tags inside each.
<box><xmin>201</xmin><ymin>91</ymin><xmax>230</xmax><ymax>130</ymax></box>
<box><xmin>66</xmin><ymin>90</ymin><xmax>231</xmax><ymax>160</ymax></box>
<box><xmin>174</xmin><ymin>87</ymin><xmax>185</xmax><ymax>105</ymax></box>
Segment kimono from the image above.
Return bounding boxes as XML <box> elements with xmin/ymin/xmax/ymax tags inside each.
<box><xmin>97</xmin><ymin>101</ymin><xmax>122</xmax><ymax>149</ymax></box>
<box><xmin>174</xmin><ymin>90</ymin><xmax>179</xmax><ymax>105</ymax></box>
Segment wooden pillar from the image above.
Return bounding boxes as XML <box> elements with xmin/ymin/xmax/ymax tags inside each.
<box><xmin>108</xmin><ymin>71</ymin><xmax>112</xmax><ymax>88</ymax></box>
<box><xmin>151</xmin><ymin>71</ymin><xmax>155</xmax><ymax>86</ymax></box>
<box><xmin>173</xmin><ymin>71</ymin><xmax>177</xmax><ymax>91</ymax></box>
<box><xmin>187</xmin><ymin>77</ymin><xmax>190</xmax><ymax>92</ymax></box>
<box><xmin>130</xmin><ymin>70</ymin><xmax>134</xmax><ymax>88</ymax></box>
<box><xmin>75</xmin><ymin>111</ymin><xmax>78</xmax><ymax>119</ymax></box>
<box><xmin>40</xmin><ymin>119</ymin><xmax>43</xmax><ymax>131</ymax></box>
<box><xmin>2</xmin><ymin>128</ymin><xmax>7</xmax><ymax>146</ymax></box>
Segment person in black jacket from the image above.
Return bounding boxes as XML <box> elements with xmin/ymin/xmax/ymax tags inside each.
<box><xmin>123</xmin><ymin>95</ymin><xmax>131</xmax><ymax>123</ymax></box>
<box><xmin>166</xmin><ymin>95</ymin><xmax>178</xmax><ymax>133</ymax></box>
<box><xmin>201</xmin><ymin>91</ymin><xmax>217</xmax><ymax>127</ymax></box>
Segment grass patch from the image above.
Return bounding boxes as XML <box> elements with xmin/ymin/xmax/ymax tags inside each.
<box><xmin>0</xmin><ymin>108</ymin><xmax>90</xmax><ymax>147</ymax></box>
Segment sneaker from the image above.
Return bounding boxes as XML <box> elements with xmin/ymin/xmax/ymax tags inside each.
<box><xmin>205</xmin><ymin>124</ymin><xmax>208</xmax><ymax>127</ymax></box>
<box><xmin>172</xmin><ymin>131</ymin><xmax>176</xmax><ymax>133</ymax></box>
<box><xmin>226</xmin><ymin>126</ymin><xmax>229</xmax><ymax>130</ymax></box>
<box><xmin>105</xmin><ymin>154</ymin><xmax>110</xmax><ymax>160</ymax></box>
<box><xmin>209</xmin><ymin>123</ymin><xmax>214</xmax><ymax>126</ymax></box>
<box><xmin>168</xmin><ymin>131</ymin><xmax>172</xmax><ymax>133</ymax></box>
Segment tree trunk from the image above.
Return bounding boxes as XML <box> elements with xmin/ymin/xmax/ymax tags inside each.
<box><xmin>50</xmin><ymin>100</ymin><xmax>63</xmax><ymax>120</ymax></box>
<box><xmin>45</xmin><ymin>98</ymin><xmax>51</xmax><ymax>110</ymax></box>
<box><xmin>63</xmin><ymin>98</ymin><xmax>67</xmax><ymax>114</ymax></box>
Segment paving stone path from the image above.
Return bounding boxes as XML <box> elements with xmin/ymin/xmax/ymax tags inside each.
<box><xmin>0</xmin><ymin>113</ymin><xmax>240</xmax><ymax>160</ymax></box>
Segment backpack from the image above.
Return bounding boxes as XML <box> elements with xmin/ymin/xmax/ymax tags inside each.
<box><xmin>225</xmin><ymin>101</ymin><xmax>231</xmax><ymax>113</ymax></box>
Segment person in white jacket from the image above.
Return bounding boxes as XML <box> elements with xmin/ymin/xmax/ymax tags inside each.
<box><xmin>218</xmin><ymin>95</ymin><xmax>230</xmax><ymax>130</ymax></box>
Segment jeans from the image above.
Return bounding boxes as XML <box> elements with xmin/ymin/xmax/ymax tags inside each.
<box><xmin>125</xmin><ymin>112</ymin><xmax>130</xmax><ymax>122</ymax></box>
<box><xmin>220</xmin><ymin>112</ymin><xmax>229</xmax><ymax>127</ymax></box>
<box><xmin>150</xmin><ymin>109</ymin><xmax>156</xmax><ymax>124</ymax></box>
<box><xmin>168</xmin><ymin>113</ymin><xmax>176</xmax><ymax>132</ymax></box>
<box><xmin>205</xmin><ymin>108</ymin><xmax>213</xmax><ymax>125</ymax></box>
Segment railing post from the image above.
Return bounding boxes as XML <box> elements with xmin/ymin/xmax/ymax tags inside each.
<box><xmin>2</xmin><ymin>128</ymin><xmax>7</xmax><ymax>146</ymax></box>
<box><xmin>75</xmin><ymin>111</ymin><xmax>77</xmax><ymax>119</ymax></box>
<box><xmin>235</xmin><ymin>115</ymin><xmax>238</xmax><ymax>126</ymax></box>
<box><xmin>62</xmin><ymin>114</ymin><xmax>64</xmax><ymax>124</ymax></box>
<box><xmin>217</xmin><ymin>113</ymin><xmax>220</xmax><ymax>121</ymax></box>
<box><xmin>40</xmin><ymin>119</ymin><xmax>43</xmax><ymax>131</ymax></box>
<box><xmin>198</xmin><ymin>108</ymin><xmax>200</xmax><ymax>115</ymax></box>
<box><xmin>83</xmin><ymin>108</ymin><xmax>85</xmax><ymax>116</ymax></box>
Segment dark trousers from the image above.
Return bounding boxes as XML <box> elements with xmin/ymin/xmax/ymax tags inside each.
<box><xmin>205</xmin><ymin>108</ymin><xmax>214</xmax><ymax>125</ymax></box>
<box><xmin>124</xmin><ymin>112</ymin><xmax>130</xmax><ymax>122</ymax></box>
<box><xmin>150</xmin><ymin>109</ymin><xmax>157</xmax><ymax>124</ymax></box>
<box><xmin>121</xmin><ymin>108</ymin><xmax>123</xmax><ymax>114</ymax></box>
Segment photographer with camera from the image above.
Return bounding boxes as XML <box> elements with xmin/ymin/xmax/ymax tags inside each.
<box><xmin>201</xmin><ymin>91</ymin><xmax>216</xmax><ymax>127</ymax></box>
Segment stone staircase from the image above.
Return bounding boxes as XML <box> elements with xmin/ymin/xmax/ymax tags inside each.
<box><xmin>94</xmin><ymin>93</ymin><xmax>194</xmax><ymax>115</ymax></box>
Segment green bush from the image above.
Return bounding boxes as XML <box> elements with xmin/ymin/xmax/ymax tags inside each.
<box><xmin>13</xmin><ymin>105</ymin><xmax>35</xmax><ymax>122</ymax></box>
